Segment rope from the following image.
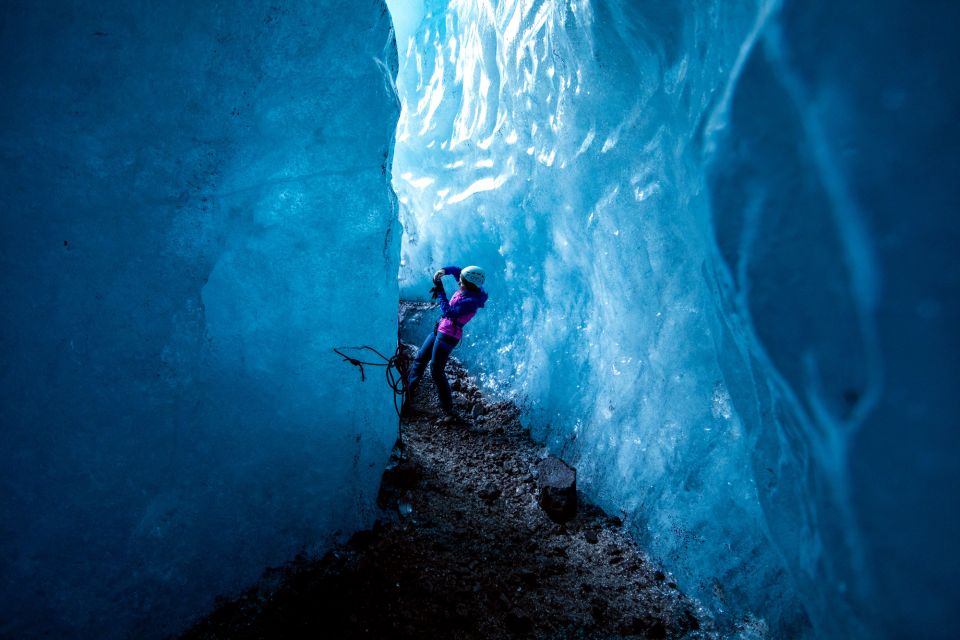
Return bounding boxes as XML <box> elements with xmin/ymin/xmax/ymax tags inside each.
<box><xmin>333</xmin><ymin>344</ymin><xmax>410</xmax><ymax>420</ymax></box>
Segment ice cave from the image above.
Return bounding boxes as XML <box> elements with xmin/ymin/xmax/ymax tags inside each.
<box><xmin>1</xmin><ymin>0</ymin><xmax>957</xmax><ymax>638</ymax></box>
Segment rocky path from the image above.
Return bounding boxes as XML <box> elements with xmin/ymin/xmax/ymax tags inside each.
<box><xmin>181</xmin><ymin>350</ymin><xmax>717</xmax><ymax>639</ymax></box>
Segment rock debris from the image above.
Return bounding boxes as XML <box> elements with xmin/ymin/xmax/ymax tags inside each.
<box><xmin>181</xmin><ymin>348</ymin><xmax>717</xmax><ymax>639</ymax></box>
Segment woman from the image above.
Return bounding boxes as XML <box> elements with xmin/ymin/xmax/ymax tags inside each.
<box><xmin>405</xmin><ymin>265</ymin><xmax>488</xmax><ymax>419</ymax></box>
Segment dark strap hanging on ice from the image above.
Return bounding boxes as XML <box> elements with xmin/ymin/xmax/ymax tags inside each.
<box><xmin>332</xmin><ymin>345</ymin><xmax>409</xmax><ymax>418</ymax></box>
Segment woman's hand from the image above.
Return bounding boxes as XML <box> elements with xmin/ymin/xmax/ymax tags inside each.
<box><xmin>433</xmin><ymin>269</ymin><xmax>446</xmax><ymax>284</ymax></box>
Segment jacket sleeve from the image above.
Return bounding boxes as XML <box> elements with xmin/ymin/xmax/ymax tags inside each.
<box><xmin>442</xmin><ymin>265</ymin><xmax>462</xmax><ymax>280</ymax></box>
<box><xmin>437</xmin><ymin>291</ymin><xmax>479</xmax><ymax>318</ymax></box>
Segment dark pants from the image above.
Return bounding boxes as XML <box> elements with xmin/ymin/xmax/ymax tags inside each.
<box><xmin>407</xmin><ymin>331</ymin><xmax>459</xmax><ymax>413</ymax></box>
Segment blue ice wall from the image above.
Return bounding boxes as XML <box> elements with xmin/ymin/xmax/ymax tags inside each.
<box><xmin>0</xmin><ymin>2</ymin><xmax>400</xmax><ymax>638</ymax></box>
<box><xmin>391</xmin><ymin>0</ymin><xmax>959</xmax><ymax>637</ymax></box>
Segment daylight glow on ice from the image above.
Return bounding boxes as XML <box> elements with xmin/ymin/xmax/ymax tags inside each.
<box><xmin>390</xmin><ymin>1</ymin><xmax>960</xmax><ymax>638</ymax></box>
<box><xmin>1</xmin><ymin>1</ymin><xmax>956</xmax><ymax>639</ymax></box>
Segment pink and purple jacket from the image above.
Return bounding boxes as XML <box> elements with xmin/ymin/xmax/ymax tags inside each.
<box><xmin>436</xmin><ymin>265</ymin><xmax>488</xmax><ymax>340</ymax></box>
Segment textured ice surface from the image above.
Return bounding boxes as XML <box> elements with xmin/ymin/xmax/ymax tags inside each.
<box><xmin>390</xmin><ymin>1</ymin><xmax>960</xmax><ymax>637</ymax></box>
<box><xmin>0</xmin><ymin>2</ymin><xmax>399</xmax><ymax>638</ymax></box>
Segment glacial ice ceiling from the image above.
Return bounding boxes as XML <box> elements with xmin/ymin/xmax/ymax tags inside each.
<box><xmin>389</xmin><ymin>0</ymin><xmax>960</xmax><ymax>638</ymax></box>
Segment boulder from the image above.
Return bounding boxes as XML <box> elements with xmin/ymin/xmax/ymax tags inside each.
<box><xmin>536</xmin><ymin>456</ymin><xmax>577</xmax><ymax>523</ymax></box>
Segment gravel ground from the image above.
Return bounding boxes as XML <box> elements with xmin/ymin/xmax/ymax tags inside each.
<box><xmin>180</xmin><ymin>348</ymin><xmax>719</xmax><ymax>640</ymax></box>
